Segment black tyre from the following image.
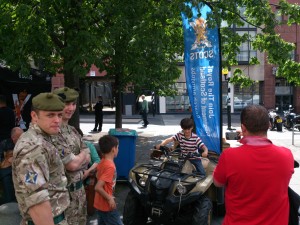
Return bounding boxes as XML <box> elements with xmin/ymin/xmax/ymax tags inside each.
<box><xmin>123</xmin><ymin>190</ymin><xmax>148</xmax><ymax>225</ymax></box>
<box><xmin>276</xmin><ymin>122</ymin><xmax>283</xmax><ymax>132</ymax></box>
<box><xmin>192</xmin><ymin>196</ymin><xmax>213</xmax><ymax>225</ymax></box>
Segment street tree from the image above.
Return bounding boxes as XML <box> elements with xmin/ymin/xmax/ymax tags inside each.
<box><xmin>0</xmin><ymin>0</ymin><xmax>299</xmax><ymax>128</ymax></box>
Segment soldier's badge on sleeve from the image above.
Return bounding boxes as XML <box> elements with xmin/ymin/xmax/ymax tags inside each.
<box><xmin>25</xmin><ymin>171</ymin><xmax>38</xmax><ymax>184</ymax></box>
<box><xmin>60</xmin><ymin>148</ymin><xmax>65</xmax><ymax>157</ymax></box>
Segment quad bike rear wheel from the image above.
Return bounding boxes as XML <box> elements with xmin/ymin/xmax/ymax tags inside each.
<box><xmin>123</xmin><ymin>190</ymin><xmax>148</xmax><ymax>225</ymax></box>
<box><xmin>276</xmin><ymin>122</ymin><xmax>283</xmax><ymax>132</ymax></box>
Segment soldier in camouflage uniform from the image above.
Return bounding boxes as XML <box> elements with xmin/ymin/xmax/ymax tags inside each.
<box><xmin>12</xmin><ymin>93</ymin><xmax>70</xmax><ymax>225</ymax></box>
<box><xmin>53</xmin><ymin>87</ymin><xmax>90</xmax><ymax>225</ymax></box>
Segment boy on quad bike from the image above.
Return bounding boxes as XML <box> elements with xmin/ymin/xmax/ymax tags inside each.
<box><xmin>156</xmin><ymin>117</ymin><xmax>208</xmax><ymax>176</ymax></box>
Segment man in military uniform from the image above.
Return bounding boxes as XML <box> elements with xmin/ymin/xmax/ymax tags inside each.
<box><xmin>53</xmin><ymin>87</ymin><xmax>90</xmax><ymax>225</ymax></box>
<box><xmin>12</xmin><ymin>93</ymin><xmax>70</xmax><ymax>225</ymax></box>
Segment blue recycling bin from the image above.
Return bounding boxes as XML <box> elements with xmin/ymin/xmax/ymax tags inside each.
<box><xmin>108</xmin><ymin>128</ymin><xmax>137</xmax><ymax>180</ymax></box>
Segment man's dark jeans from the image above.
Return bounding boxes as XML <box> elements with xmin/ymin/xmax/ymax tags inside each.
<box><xmin>94</xmin><ymin>114</ymin><xmax>103</xmax><ymax>131</ymax></box>
<box><xmin>142</xmin><ymin>111</ymin><xmax>148</xmax><ymax>127</ymax></box>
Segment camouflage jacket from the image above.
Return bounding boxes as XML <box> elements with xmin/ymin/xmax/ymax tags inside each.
<box><xmin>12</xmin><ymin>123</ymin><xmax>69</xmax><ymax>221</ymax></box>
<box><xmin>52</xmin><ymin>124</ymin><xmax>89</xmax><ymax>185</ymax></box>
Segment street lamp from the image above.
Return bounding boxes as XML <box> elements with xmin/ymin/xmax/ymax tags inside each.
<box><xmin>222</xmin><ymin>69</ymin><xmax>235</xmax><ymax>130</ymax></box>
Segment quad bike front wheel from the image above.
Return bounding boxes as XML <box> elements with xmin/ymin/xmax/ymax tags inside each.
<box><xmin>123</xmin><ymin>190</ymin><xmax>148</xmax><ymax>225</ymax></box>
<box><xmin>192</xmin><ymin>196</ymin><xmax>213</xmax><ymax>225</ymax></box>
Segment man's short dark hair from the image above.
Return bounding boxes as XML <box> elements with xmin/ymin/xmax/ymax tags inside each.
<box><xmin>98</xmin><ymin>135</ymin><xmax>119</xmax><ymax>154</ymax></box>
<box><xmin>241</xmin><ymin>105</ymin><xmax>269</xmax><ymax>134</ymax></box>
<box><xmin>180</xmin><ymin>118</ymin><xmax>194</xmax><ymax>130</ymax></box>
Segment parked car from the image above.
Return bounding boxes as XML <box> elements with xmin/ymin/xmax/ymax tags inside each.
<box><xmin>234</xmin><ymin>101</ymin><xmax>248</xmax><ymax>110</ymax></box>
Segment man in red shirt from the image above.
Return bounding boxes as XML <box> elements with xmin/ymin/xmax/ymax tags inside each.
<box><xmin>213</xmin><ymin>105</ymin><xmax>294</xmax><ymax>225</ymax></box>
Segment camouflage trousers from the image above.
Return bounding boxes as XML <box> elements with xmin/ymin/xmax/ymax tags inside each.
<box><xmin>65</xmin><ymin>186</ymin><xmax>87</xmax><ymax>225</ymax></box>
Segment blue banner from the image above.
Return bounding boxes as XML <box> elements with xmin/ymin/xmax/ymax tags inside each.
<box><xmin>182</xmin><ymin>3</ymin><xmax>221</xmax><ymax>153</ymax></box>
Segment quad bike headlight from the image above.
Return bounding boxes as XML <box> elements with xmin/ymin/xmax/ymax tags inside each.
<box><xmin>136</xmin><ymin>174</ymin><xmax>148</xmax><ymax>187</ymax></box>
<box><xmin>139</xmin><ymin>176</ymin><xmax>147</xmax><ymax>187</ymax></box>
<box><xmin>176</xmin><ymin>183</ymin><xmax>187</xmax><ymax>195</ymax></box>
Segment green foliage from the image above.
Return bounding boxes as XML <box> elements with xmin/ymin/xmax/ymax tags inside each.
<box><xmin>278</xmin><ymin>0</ymin><xmax>300</xmax><ymax>25</ymax></box>
<box><xmin>277</xmin><ymin>60</ymin><xmax>300</xmax><ymax>86</ymax></box>
<box><xmin>0</xmin><ymin>0</ymin><xmax>300</xmax><ymax>110</ymax></box>
<box><xmin>229</xmin><ymin>68</ymin><xmax>257</xmax><ymax>88</ymax></box>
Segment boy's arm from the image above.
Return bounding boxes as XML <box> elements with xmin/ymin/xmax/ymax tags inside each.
<box><xmin>201</xmin><ymin>145</ymin><xmax>208</xmax><ymax>158</ymax></box>
<box><xmin>155</xmin><ymin>137</ymin><xmax>174</xmax><ymax>149</ymax></box>
<box><xmin>95</xmin><ymin>180</ymin><xmax>116</xmax><ymax>210</ymax></box>
<box><xmin>83</xmin><ymin>162</ymin><xmax>99</xmax><ymax>180</ymax></box>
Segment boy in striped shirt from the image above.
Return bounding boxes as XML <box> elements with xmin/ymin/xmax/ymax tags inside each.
<box><xmin>156</xmin><ymin>118</ymin><xmax>208</xmax><ymax>176</ymax></box>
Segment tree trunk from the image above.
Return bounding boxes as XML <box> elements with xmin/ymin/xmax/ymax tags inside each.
<box><xmin>115</xmin><ymin>73</ymin><xmax>123</xmax><ymax>128</ymax></box>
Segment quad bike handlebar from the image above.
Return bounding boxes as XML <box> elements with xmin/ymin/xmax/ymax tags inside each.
<box><xmin>153</xmin><ymin>145</ymin><xmax>201</xmax><ymax>159</ymax></box>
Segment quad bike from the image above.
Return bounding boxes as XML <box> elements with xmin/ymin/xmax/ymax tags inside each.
<box><xmin>268</xmin><ymin>107</ymin><xmax>283</xmax><ymax>131</ymax></box>
<box><xmin>123</xmin><ymin>146</ymin><xmax>223</xmax><ymax>225</ymax></box>
<box><xmin>283</xmin><ymin>105</ymin><xmax>300</xmax><ymax>131</ymax></box>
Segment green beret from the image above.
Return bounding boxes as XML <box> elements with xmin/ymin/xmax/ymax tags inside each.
<box><xmin>53</xmin><ymin>87</ymin><xmax>79</xmax><ymax>102</ymax></box>
<box><xmin>32</xmin><ymin>93</ymin><xmax>65</xmax><ymax>111</ymax></box>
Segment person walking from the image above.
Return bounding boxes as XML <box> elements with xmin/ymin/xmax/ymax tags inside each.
<box><xmin>53</xmin><ymin>87</ymin><xmax>91</xmax><ymax>225</ymax></box>
<box><xmin>0</xmin><ymin>95</ymin><xmax>15</xmax><ymax>142</ymax></box>
<box><xmin>92</xmin><ymin>96</ymin><xmax>103</xmax><ymax>132</ymax></box>
<box><xmin>141</xmin><ymin>95</ymin><xmax>149</xmax><ymax>128</ymax></box>
<box><xmin>151</xmin><ymin>91</ymin><xmax>155</xmax><ymax>117</ymax></box>
<box><xmin>213</xmin><ymin>105</ymin><xmax>294</xmax><ymax>225</ymax></box>
<box><xmin>12</xmin><ymin>93</ymin><xmax>70</xmax><ymax>225</ymax></box>
<box><xmin>94</xmin><ymin>135</ymin><xmax>123</xmax><ymax>225</ymax></box>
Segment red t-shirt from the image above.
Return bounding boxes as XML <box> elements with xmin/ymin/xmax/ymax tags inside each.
<box><xmin>213</xmin><ymin>138</ymin><xmax>294</xmax><ymax>225</ymax></box>
<box><xmin>93</xmin><ymin>159</ymin><xmax>116</xmax><ymax>212</ymax></box>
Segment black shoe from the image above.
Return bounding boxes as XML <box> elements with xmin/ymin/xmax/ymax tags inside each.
<box><xmin>98</xmin><ymin>129</ymin><xmax>102</xmax><ymax>132</ymax></box>
<box><xmin>91</xmin><ymin>129</ymin><xmax>97</xmax><ymax>132</ymax></box>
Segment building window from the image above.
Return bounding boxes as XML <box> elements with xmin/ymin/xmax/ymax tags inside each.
<box><xmin>289</xmin><ymin>48</ymin><xmax>295</xmax><ymax>61</ymax></box>
<box><xmin>231</xmin><ymin>7</ymin><xmax>257</xmax><ymax>65</ymax></box>
<box><xmin>165</xmin><ymin>82</ymin><xmax>190</xmax><ymax>113</ymax></box>
<box><xmin>235</xmin><ymin>30</ymin><xmax>257</xmax><ymax>64</ymax></box>
<box><xmin>275</xmin><ymin>8</ymin><xmax>283</xmax><ymax>23</ymax></box>
<box><xmin>233</xmin><ymin>82</ymin><xmax>260</xmax><ymax>111</ymax></box>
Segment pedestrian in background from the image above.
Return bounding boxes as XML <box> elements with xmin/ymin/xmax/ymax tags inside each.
<box><xmin>151</xmin><ymin>91</ymin><xmax>155</xmax><ymax>117</ymax></box>
<box><xmin>92</xmin><ymin>96</ymin><xmax>103</xmax><ymax>132</ymax></box>
<box><xmin>141</xmin><ymin>95</ymin><xmax>149</xmax><ymax>128</ymax></box>
<box><xmin>94</xmin><ymin>135</ymin><xmax>123</xmax><ymax>225</ymax></box>
<box><xmin>53</xmin><ymin>87</ymin><xmax>91</xmax><ymax>225</ymax></box>
<box><xmin>213</xmin><ymin>105</ymin><xmax>294</xmax><ymax>225</ymax></box>
<box><xmin>0</xmin><ymin>95</ymin><xmax>15</xmax><ymax>142</ymax></box>
<box><xmin>12</xmin><ymin>93</ymin><xmax>69</xmax><ymax>225</ymax></box>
